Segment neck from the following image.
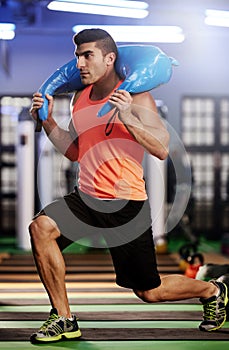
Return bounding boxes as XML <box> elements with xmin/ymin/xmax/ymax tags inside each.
<box><xmin>90</xmin><ymin>71</ymin><xmax>120</xmax><ymax>101</ymax></box>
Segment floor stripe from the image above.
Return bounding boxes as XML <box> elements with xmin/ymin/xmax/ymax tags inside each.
<box><xmin>0</xmin><ymin>341</ymin><xmax>228</xmax><ymax>350</ymax></box>
<box><xmin>0</xmin><ymin>320</ymin><xmax>207</xmax><ymax>328</ymax></box>
<box><xmin>0</xmin><ymin>340</ymin><xmax>228</xmax><ymax>350</ymax></box>
<box><xmin>0</xmin><ymin>327</ymin><xmax>229</xmax><ymax>341</ymax></box>
<box><xmin>0</xmin><ymin>310</ymin><xmax>203</xmax><ymax>321</ymax></box>
<box><xmin>0</xmin><ymin>304</ymin><xmax>203</xmax><ymax>312</ymax></box>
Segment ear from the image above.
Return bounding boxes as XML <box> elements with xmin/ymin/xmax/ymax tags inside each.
<box><xmin>105</xmin><ymin>52</ymin><xmax>116</xmax><ymax>66</ymax></box>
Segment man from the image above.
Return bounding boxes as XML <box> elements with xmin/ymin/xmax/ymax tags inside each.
<box><xmin>29</xmin><ymin>29</ymin><xmax>228</xmax><ymax>343</ymax></box>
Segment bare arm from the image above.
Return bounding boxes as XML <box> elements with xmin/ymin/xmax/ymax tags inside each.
<box><xmin>30</xmin><ymin>93</ymin><xmax>79</xmax><ymax>161</ymax></box>
<box><xmin>109</xmin><ymin>90</ymin><xmax>169</xmax><ymax>160</ymax></box>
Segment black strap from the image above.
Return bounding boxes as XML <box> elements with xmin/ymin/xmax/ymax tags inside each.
<box><xmin>105</xmin><ymin>108</ymin><xmax>118</xmax><ymax>136</ymax></box>
<box><xmin>35</xmin><ymin>118</ymin><xmax>42</xmax><ymax>132</ymax></box>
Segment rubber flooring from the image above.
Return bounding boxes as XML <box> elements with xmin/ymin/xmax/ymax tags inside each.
<box><xmin>0</xmin><ymin>251</ymin><xmax>228</xmax><ymax>349</ymax></box>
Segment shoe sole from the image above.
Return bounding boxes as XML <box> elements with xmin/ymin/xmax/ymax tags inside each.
<box><xmin>33</xmin><ymin>329</ymin><xmax>82</xmax><ymax>342</ymax></box>
<box><xmin>199</xmin><ymin>282</ymin><xmax>228</xmax><ymax>332</ymax></box>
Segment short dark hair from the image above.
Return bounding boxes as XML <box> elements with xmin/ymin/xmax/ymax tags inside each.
<box><xmin>73</xmin><ymin>28</ymin><xmax>118</xmax><ymax>58</ymax></box>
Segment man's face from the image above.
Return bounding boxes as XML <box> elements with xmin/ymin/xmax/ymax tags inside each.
<box><xmin>75</xmin><ymin>42</ymin><xmax>109</xmax><ymax>85</ymax></box>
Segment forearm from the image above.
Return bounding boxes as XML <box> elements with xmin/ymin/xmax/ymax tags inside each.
<box><xmin>42</xmin><ymin>119</ymin><xmax>79</xmax><ymax>161</ymax></box>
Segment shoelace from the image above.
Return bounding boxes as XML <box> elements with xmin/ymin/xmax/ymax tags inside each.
<box><xmin>203</xmin><ymin>301</ymin><xmax>217</xmax><ymax>320</ymax></box>
<box><xmin>40</xmin><ymin>313</ymin><xmax>59</xmax><ymax>330</ymax></box>
<box><xmin>203</xmin><ymin>300</ymin><xmax>225</xmax><ymax>320</ymax></box>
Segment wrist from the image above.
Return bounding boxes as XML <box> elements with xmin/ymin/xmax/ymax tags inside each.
<box><xmin>118</xmin><ymin>108</ymin><xmax>132</xmax><ymax>123</ymax></box>
<box><xmin>43</xmin><ymin>118</ymin><xmax>57</xmax><ymax>135</ymax></box>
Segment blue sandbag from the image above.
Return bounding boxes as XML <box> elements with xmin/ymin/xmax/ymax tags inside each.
<box><xmin>38</xmin><ymin>45</ymin><xmax>178</xmax><ymax>121</ymax></box>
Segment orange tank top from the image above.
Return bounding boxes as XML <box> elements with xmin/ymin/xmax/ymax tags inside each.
<box><xmin>72</xmin><ymin>82</ymin><xmax>147</xmax><ymax>200</ymax></box>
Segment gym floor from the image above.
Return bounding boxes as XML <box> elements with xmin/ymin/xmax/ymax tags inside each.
<box><xmin>0</xmin><ymin>238</ymin><xmax>229</xmax><ymax>349</ymax></box>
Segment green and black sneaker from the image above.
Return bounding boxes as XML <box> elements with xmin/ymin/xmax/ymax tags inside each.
<box><xmin>30</xmin><ymin>308</ymin><xmax>81</xmax><ymax>343</ymax></box>
<box><xmin>199</xmin><ymin>280</ymin><xmax>228</xmax><ymax>332</ymax></box>
<box><xmin>216</xmin><ymin>274</ymin><xmax>229</xmax><ymax>320</ymax></box>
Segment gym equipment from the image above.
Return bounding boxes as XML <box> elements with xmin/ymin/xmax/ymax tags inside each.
<box><xmin>37</xmin><ymin>45</ymin><xmax>178</xmax><ymax>128</ymax></box>
<box><xmin>184</xmin><ymin>253</ymin><xmax>204</xmax><ymax>278</ymax></box>
<box><xmin>98</xmin><ymin>45</ymin><xmax>178</xmax><ymax>117</ymax></box>
<box><xmin>143</xmin><ymin>152</ymin><xmax>167</xmax><ymax>253</ymax></box>
<box><xmin>17</xmin><ymin>107</ymin><xmax>35</xmax><ymax>250</ymax></box>
<box><xmin>178</xmin><ymin>243</ymin><xmax>204</xmax><ymax>276</ymax></box>
<box><xmin>196</xmin><ymin>264</ymin><xmax>229</xmax><ymax>281</ymax></box>
<box><xmin>36</xmin><ymin>133</ymin><xmax>54</xmax><ymax>208</ymax></box>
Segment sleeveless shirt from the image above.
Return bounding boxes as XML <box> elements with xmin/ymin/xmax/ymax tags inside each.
<box><xmin>71</xmin><ymin>83</ymin><xmax>147</xmax><ymax>200</ymax></box>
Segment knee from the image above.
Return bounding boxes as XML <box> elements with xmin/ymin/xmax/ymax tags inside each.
<box><xmin>134</xmin><ymin>287</ymin><xmax>162</xmax><ymax>303</ymax></box>
<box><xmin>29</xmin><ymin>215</ymin><xmax>60</xmax><ymax>242</ymax></box>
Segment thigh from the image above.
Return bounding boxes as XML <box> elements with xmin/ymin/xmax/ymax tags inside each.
<box><xmin>109</xmin><ymin>227</ymin><xmax>161</xmax><ymax>291</ymax></box>
<box><xmin>34</xmin><ymin>189</ymin><xmax>96</xmax><ymax>244</ymax></box>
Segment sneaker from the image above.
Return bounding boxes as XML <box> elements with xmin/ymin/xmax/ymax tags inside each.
<box><xmin>30</xmin><ymin>308</ymin><xmax>81</xmax><ymax>343</ymax></box>
<box><xmin>216</xmin><ymin>274</ymin><xmax>229</xmax><ymax>321</ymax></box>
<box><xmin>199</xmin><ymin>280</ymin><xmax>228</xmax><ymax>331</ymax></box>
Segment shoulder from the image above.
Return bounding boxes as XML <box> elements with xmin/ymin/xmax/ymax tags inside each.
<box><xmin>70</xmin><ymin>90</ymin><xmax>84</xmax><ymax>107</ymax></box>
<box><xmin>70</xmin><ymin>89</ymin><xmax>85</xmax><ymax>114</ymax></box>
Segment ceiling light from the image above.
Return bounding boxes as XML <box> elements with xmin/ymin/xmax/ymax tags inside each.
<box><xmin>0</xmin><ymin>23</ymin><xmax>16</xmax><ymax>40</ymax></box>
<box><xmin>72</xmin><ymin>25</ymin><xmax>185</xmax><ymax>43</ymax></box>
<box><xmin>205</xmin><ymin>9</ymin><xmax>229</xmax><ymax>27</ymax></box>
<box><xmin>47</xmin><ymin>0</ymin><xmax>149</xmax><ymax>19</ymax></box>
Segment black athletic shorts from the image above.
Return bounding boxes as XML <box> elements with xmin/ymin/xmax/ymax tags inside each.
<box><xmin>35</xmin><ymin>187</ymin><xmax>161</xmax><ymax>291</ymax></box>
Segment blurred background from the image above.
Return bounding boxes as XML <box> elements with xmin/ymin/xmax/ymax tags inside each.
<box><xmin>0</xmin><ymin>0</ymin><xmax>229</xmax><ymax>255</ymax></box>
